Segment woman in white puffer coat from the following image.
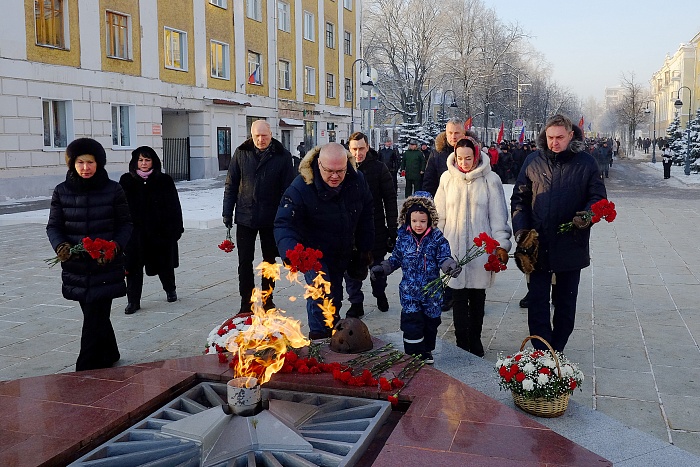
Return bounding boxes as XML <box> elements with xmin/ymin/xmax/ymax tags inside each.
<box><xmin>434</xmin><ymin>137</ymin><xmax>512</xmax><ymax>356</ymax></box>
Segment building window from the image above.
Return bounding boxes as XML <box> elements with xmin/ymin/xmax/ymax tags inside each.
<box><xmin>277</xmin><ymin>1</ymin><xmax>290</xmax><ymax>32</ymax></box>
<box><xmin>326</xmin><ymin>74</ymin><xmax>336</xmax><ymax>99</ymax></box>
<box><xmin>210</xmin><ymin>40</ymin><xmax>229</xmax><ymax>79</ymax></box>
<box><xmin>246</xmin><ymin>0</ymin><xmax>262</xmax><ymax>21</ymax></box>
<box><xmin>325</xmin><ymin>22</ymin><xmax>335</xmax><ymax>49</ymax></box>
<box><xmin>106</xmin><ymin>11</ymin><xmax>130</xmax><ymax>59</ymax></box>
<box><xmin>248</xmin><ymin>51</ymin><xmax>262</xmax><ymax>85</ymax></box>
<box><xmin>111</xmin><ymin>104</ymin><xmax>135</xmax><ymax>148</ymax></box>
<box><xmin>344</xmin><ymin>31</ymin><xmax>351</xmax><ymax>55</ymax></box>
<box><xmin>209</xmin><ymin>0</ymin><xmax>226</xmax><ymax>8</ymax></box>
<box><xmin>42</xmin><ymin>99</ymin><xmax>72</xmax><ymax>149</ymax></box>
<box><xmin>35</xmin><ymin>0</ymin><xmax>65</xmax><ymax>48</ymax></box>
<box><xmin>343</xmin><ymin>0</ymin><xmax>352</xmax><ymax>11</ymax></box>
<box><xmin>279</xmin><ymin>60</ymin><xmax>291</xmax><ymax>90</ymax></box>
<box><xmin>304</xmin><ymin>66</ymin><xmax>316</xmax><ymax>95</ymax></box>
<box><xmin>303</xmin><ymin>11</ymin><xmax>314</xmax><ymax>41</ymax></box>
<box><xmin>345</xmin><ymin>78</ymin><xmax>352</xmax><ymax>101</ymax></box>
<box><xmin>164</xmin><ymin>27</ymin><xmax>187</xmax><ymax>70</ymax></box>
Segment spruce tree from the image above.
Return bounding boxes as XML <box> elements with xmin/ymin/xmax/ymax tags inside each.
<box><xmin>666</xmin><ymin>115</ymin><xmax>685</xmax><ymax>165</ymax></box>
<box><xmin>688</xmin><ymin>108</ymin><xmax>700</xmax><ymax>173</ymax></box>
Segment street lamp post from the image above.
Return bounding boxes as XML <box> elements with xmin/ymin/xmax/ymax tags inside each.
<box><xmin>516</xmin><ymin>75</ymin><xmax>531</xmax><ymax>119</ymax></box>
<box><xmin>644</xmin><ymin>99</ymin><xmax>657</xmax><ymax>163</ymax></box>
<box><xmin>350</xmin><ymin>58</ymin><xmax>374</xmax><ymax>134</ymax></box>
<box><xmin>441</xmin><ymin>89</ymin><xmax>458</xmax><ymax>122</ymax></box>
<box><xmin>673</xmin><ymin>86</ymin><xmax>692</xmax><ymax>176</ymax></box>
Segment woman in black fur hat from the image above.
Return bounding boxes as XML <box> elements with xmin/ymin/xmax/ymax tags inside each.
<box><xmin>119</xmin><ymin>146</ymin><xmax>183</xmax><ymax>314</ymax></box>
<box><xmin>47</xmin><ymin>137</ymin><xmax>133</xmax><ymax>371</ymax></box>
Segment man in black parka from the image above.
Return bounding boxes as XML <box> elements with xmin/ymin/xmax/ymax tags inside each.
<box><xmin>345</xmin><ymin>132</ymin><xmax>398</xmax><ymax>316</ymax></box>
<box><xmin>511</xmin><ymin>114</ymin><xmax>607</xmax><ymax>351</ymax></box>
<box><xmin>223</xmin><ymin>120</ymin><xmax>295</xmax><ymax>314</ymax></box>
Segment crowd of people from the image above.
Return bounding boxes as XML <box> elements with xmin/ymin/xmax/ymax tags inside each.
<box><xmin>48</xmin><ymin>114</ymin><xmax>610</xmax><ymax>371</ymax></box>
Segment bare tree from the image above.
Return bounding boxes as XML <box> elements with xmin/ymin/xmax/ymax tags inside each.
<box><xmin>615</xmin><ymin>72</ymin><xmax>649</xmax><ymax>154</ymax></box>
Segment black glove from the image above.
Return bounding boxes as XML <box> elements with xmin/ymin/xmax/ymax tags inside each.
<box><xmin>56</xmin><ymin>242</ymin><xmax>72</xmax><ymax>262</ymax></box>
<box><xmin>440</xmin><ymin>258</ymin><xmax>462</xmax><ymax>278</ymax></box>
<box><xmin>386</xmin><ymin>235</ymin><xmax>396</xmax><ymax>251</ymax></box>
<box><xmin>572</xmin><ymin>211</ymin><xmax>591</xmax><ymax>229</ymax></box>
<box><xmin>223</xmin><ymin>216</ymin><xmax>233</xmax><ymax>229</ymax></box>
<box><xmin>370</xmin><ymin>260</ymin><xmax>393</xmax><ymax>281</ymax></box>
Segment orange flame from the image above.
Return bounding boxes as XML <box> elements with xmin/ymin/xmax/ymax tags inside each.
<box><xmin>303</xmin><ymin>272</ymin><xmax>336</xmax><ymax>332</ymax></box>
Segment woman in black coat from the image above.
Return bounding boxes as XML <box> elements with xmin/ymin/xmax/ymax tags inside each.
<box><xmin>119</xmin><ymin>146</ymin><xmax>183</xmax><ymax>314</ymax></box>
<box><xmin>47</xmin><ymin>138</ymin><xmax>133</xmax><ymax>371</ymax></box>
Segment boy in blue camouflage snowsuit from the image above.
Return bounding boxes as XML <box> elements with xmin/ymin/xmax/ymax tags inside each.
<box><xmin>371</xmin><ymin>191</ymin><xmax>461</xmax><ymax>363</ymax></box>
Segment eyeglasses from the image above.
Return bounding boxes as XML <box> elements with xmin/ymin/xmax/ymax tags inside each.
<box><xmin>318</xmin><ymin>159</ymin><xmax>347</xmax><ymax>177</ymax></box>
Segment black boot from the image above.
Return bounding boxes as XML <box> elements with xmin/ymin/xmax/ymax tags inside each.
<box><xmin>467</xmin><ymin>289</ymin><xmax>486</xmax><ymax>357</ymax></box>
<box><xmin>376</xmin><ymin>293</ymin><xmax>389</xmax><ymax>312</ymax></box>
<box><xmin>346</xmin><ymin>303</ymin><xmax>365</xmax><ymax>318</ymax></box>
<box><xmin>519</xmin><ymin>292</ymin><xmax>530</xmax><ymax>308</ymax></box>
<box><xmin>451</xmin><ymin>289</ymin><xmax>471</xmax><ymax>352</ymax></box>
<box><xmin>166</xmin><ymin>290</ymin><xmax>177</xmax><ymax>302</ymax></box>
<box><xmin>126</xmin><ymin>273</ymin><xmax>142</xmax><ymax>314</ymax></box>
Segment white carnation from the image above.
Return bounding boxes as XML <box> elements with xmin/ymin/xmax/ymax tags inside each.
<box><xmin>521</xmin><ymin>378</ymin><xmax>534</xmax><ymax>391</ymax></box>
<box><xmin>542</xmin><ymin>357</ymin><xmax>556</xmax><ymax>369</ymax></box>
<box><xmin>523</xmin><ymin>362</ymin><xmax>536</xmax><ymax>374</ymax></box>
<box><xmin>537</xmin><ymin>373</ymin><xmax>550</xmax><ymax>385</ymax></box>
<box><xmin>561</xmin><ymin>364</ymin><xmax>574</xmax><ymax>377</ymax></box>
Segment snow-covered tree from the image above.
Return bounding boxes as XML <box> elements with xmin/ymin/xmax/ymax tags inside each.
<box><xmin>688</xmin><ymin>108</ymin><xmax>700</xmax><ymax>172</ymax></box>
<box><xmin>666</xmin><ymin>115</ymin><xmax>685</xmax><ymax>166</ymax></box>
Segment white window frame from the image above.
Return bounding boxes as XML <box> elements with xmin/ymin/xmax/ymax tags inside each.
<box><xmin>344</xmin><ymin>78</ymin><xmax>353</xmax><ymax>101</ymax></box>
<box><xmin>277</xmin><ymin>1</ymin><xmax>290</xmax><ymax>32</ymax></box>
<box><xmin>209</xmin><ymin>0</ymin><xmax>227</xmax><ymax>8</ymax></box>
<box><xmin>325</xmin><ymin>22</ymin><xmax>335</xmax><ymax>49</ymax></box>
<box><xmin>246</xmin><ymin>0</ymin><xmax>262</xmax><ymax>21</ymax></box>
<box><xmin>105</xmin><ymin>10</ymin><xmax>131</xmax><ymax>60</ymax></box>
<box><xmin>42</xmin><ymin>99</ymin><xmax>74</xmax><ymax>150</ymax></box>
<box><xmin>34</xmin><ymin>0</ymin><xmax>69</xmax><ymax>49</ymax></box>
<box><xmin>248</xmin><ymin>51</ymin><xmax>263</xmax><ymax>85</ymax></box>
<box><xmin>279</xmin><ymin>60</ymin><xmax>291</xmax><ymax>90</ymax></box>
<box><xmin>210</xmin><ymin>40</ymin><xmax>230</xmax><ymax>79</ymax></box>
<box><xmin>111</xmin><ymin>103</ymin><xmax>136</xmax><ymax>148</ymax></box>
<box><xmin>344</xmin><ymin>31</ymin><xmax>351</xmax><ymax>55</ymax></box>
<box><xmin>164</xmin><ymin>27</ymin><xmax>188</xmax><ymax>71</ymax></box>
<box><xmin>303</xmin><ymin>11</ymin><xmax>314</xmax><ymax>41</ymax></box>
<box><xmin>326</xmin><ymin>73</ymin><xmax>336</xmax><ymax>99</ymax></box>
<box><xmin>304</xmin><ymin>66</ymin><xmax>316</xmax><ymax>95</ymax></box>
<box><xmin>343</xmin><ymin>0</ymin><xmax>352</xmax><ymax>11</ymax></box>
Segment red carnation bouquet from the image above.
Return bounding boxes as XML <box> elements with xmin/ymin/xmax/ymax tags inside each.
<box><xmin>218</xmin><ymin>228</ymin><xmax>235</xmax><ymax>253</ymax></box>
<box><xmin>285</xmin><ymin>243</ymin><xmax>323</xmax><ymax>273</ymax></box>
<box><xmin>45</xmin><ymin>237</ymin><xmax>118</xmax><ymax>267</ymax></box>
<box><xmin>558</xmin><ymin>199</ymin><xmax>617</xmax><ymax>233</ymax></box>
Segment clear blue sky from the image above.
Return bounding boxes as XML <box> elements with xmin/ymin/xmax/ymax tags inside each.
<box><xmin>480</xmin><ymin>0</ymin><xmax>699</xmax><ymax>100</ymax></box>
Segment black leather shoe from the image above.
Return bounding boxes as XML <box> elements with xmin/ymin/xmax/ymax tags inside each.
<box><xmin>263</xmin><ymin>299</ymin><xmax>276</xmax><ymax>310</ymax></box>
<box><xmin>125</xmin><ymin>303</ymin><xmax>140</xmax><ymax>314</ymax></box>
<box><xmin>376</xmin><ymin>294</ymin><xmax>389</xmax><ymax>312</ymax></box>
<box><xmin>309</xmin><ymin>330</ymin><xmax>332</xmax><ymax>340</ymax></box>
<box><xmin>441</xmin><ymin>299</ymin><xmax>453</xmax><ymax>312</ymax></box>
<box><xmin>519</xmin><ymin>293</ymin><xmax>530</xmax><ymax>308</ymax></box>
<box><xmin>346</xmin><ymin>303</ymin><xmax>365</xmax><ymax>318</ymax></box>
<box><xmin>166</xmin><ymin>291</ymin><xmax>177</xmax><ymax>302</ymax></box>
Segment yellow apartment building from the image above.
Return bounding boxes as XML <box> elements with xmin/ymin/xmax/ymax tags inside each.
<box><xmin>0</xmin><ymin>0</ymin><xmax>362</xmax><ymax>199</ymax></box>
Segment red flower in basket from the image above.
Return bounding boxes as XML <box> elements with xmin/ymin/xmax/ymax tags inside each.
<box><xmin>285</xmin><ymin>243</ymin><xmax>323</xmax><ymax>273</ymax></box>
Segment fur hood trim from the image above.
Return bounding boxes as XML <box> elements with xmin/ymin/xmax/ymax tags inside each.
<box><xmin>298</xmin><ymin>145</ymin><xmax>357</xmax><ymax>185</ymax></box>
<box><xmin>536</xmin><ymin>124</ymin><xmax>585</xmax><ymax>154</ymax></box>
<box><xmin>399</xmin><ymin>194</ymin><xmax>439</xmax><ymax>227</ymax></box>
<box><xmin>435</xmin><ymin>132</ymin><xmax>449</xmax><ymax>153</ymax></box>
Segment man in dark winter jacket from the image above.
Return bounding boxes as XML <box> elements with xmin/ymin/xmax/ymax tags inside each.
<box><xmin>511</xmin><ymin>114</ymin><xmax>607</xmax><ymax>352</ymax></box>
<box><xmin>275</xmin><ymin>142</ymin><xmax>375</xmax><ymax>339</ymax></box>
<box><xmin>378</xmin><ymin>139</ymin><xmax>400</xmax><ymax>192</ymax></box>
<box><xmin>401</xmin><ymin>139</ymin><xmax>426</xmax><ymax>197</ymax></box>
<box><xmin>223</xmin><ymin>120</ymin><xmax>295</xmax><ymax>314</ymax></box>
<box><xmin>345</xmin><ymin>132</ymin><xmax>398</xmax><ymax>317</ymax></box>
<box><xmin>594</xmin><ymin>140</ymin><xmax>613</xmax><ymax>179</ymax></box>
<box><xmin>422</xmin><ymin>118</ymin><xmax>466</xmax><ymax>196</ymax></box>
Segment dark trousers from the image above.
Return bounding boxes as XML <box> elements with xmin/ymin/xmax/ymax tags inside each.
<box><xmin>405</xmin><ymin>178</ymin><xmax>420</xmax><ymax>198</ymax></box>
<box><xmin>344</xmin><ymin>251</ymin><xmax>387</xmax><ymax>304</ymax></box>
<box><xmin>236</xmin><ymin>224</ymin><xmax>278</xmax><ymax>312</ymax></box>
<box><xmin>401</xmin><ymin>310</ymin><xmax>441</xmax><ymax>357</ymax></box>
<box><xmin>390</xmin><ymin>170</ymin><xmax>398</xmax><ymax>192</ymax></box>
<box><xmin>452</xmin><ymin>288</ymin><xmax>486</xmax><ymax>356</ymax></box>
<box><xmin>527</xmin><ymin>269</ymin><xmax>581</xmax><ymax>352</ymax></box>
<box><xmin>126</xmin><ymin>268</ymin><xmax>175</xmax><ymax>304</ymax></box>
<box><xmin>76</xmin><ymin>298</ymin><xmax>119</xmax><ymax>371</ymax></box>
<box><xmin>663</xmin><ymin>162</ymin><xmax>672</xmax><ymax>179</ymax></box>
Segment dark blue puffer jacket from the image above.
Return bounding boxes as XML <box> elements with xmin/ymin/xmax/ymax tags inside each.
<box><xmin>47</xmin><ymin>169</ymin><xmax>133</xmax><ymax>303</ymax></box>
<box><xmin>274</xmin><ymin>146</ymin><xmax>374</xmax><ymax>273</ymax></box>
<box><xmin>511</xmin><ymin>125</ymin><xmax>607</xmax><ymax>272</ymax></box>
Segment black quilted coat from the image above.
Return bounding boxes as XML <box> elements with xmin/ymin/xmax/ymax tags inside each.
<box><xmin>357</xmin><ymin>148</ymin><xmax>398</xmax><ymax>255</ymax></box>
<box><xmin>511</xmin><ymin>125</ymin><xmax>607</xmax><ymax>272</ymax></box>
<box><xmin>47</xmin><ymin>169</ymin><xmax>133</xmax><ymax>303</ymax></box>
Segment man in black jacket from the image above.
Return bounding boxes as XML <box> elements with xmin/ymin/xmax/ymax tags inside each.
<box><xmin>378</xmin><ymin>139</ymin><xmax>400</xmax><ymax>192</ymax></box>
<box><xmin>345</xmin><ymin>132</ymin><xmax>398</xmax><ymax>316</ymax></box>
<box><xmin>511</xmin><ymin>114</ymin><xmax>606</xmax><ymax>351</ymax></box>
<box><xmin>274</xmin><ymin>142</ymin><xmax>374</xmax><ymax>339</ymax></box>
<box><xmin>223</xmin><ymin>120</ymin><xmax>295</xmax><ymax>314</ymax></box>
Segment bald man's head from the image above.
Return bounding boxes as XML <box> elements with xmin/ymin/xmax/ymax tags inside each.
<box><xmin>251</xmin><ymin>120</ymin><xmax>272</xmax><ymax>150</ymax></box>
<box><xmin>318</xmin><ymin>142</ymin><xmax>348</xmax><ymax>187</ymax></box>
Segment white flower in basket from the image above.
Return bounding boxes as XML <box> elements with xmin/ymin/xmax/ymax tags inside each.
<box><xmin>495</xmin><ymin>336</ymin><xmax>584</xmax><ymax>417</ymax></box>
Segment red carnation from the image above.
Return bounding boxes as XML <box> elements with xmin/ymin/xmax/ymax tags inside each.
<box><xmin>515</xmin><ymin>372</ymin><xmax>526</xmax><ymax>382</ymax></box>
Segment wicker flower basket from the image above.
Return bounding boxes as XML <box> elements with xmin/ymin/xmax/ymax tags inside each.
<box><xmin>511</xmin><ymin>335</ymin><xmax>571</xmax><ymax>418</ymax></box>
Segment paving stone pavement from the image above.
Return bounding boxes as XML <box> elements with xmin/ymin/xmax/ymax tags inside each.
<box><xmin>1</xmin><ymin>160</ymin><xmax>700</xmax><ymax>465</ymax></box>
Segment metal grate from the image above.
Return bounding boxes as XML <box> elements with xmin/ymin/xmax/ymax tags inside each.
<box><xmin>70</xmin><ymin>382</ymin><xmax>392</xmax><ymax>467</ymax></box>
<box><xmin>163</xmin><ymin>137</ymin><xmax>190</xmax><ymax>181</ymax></box>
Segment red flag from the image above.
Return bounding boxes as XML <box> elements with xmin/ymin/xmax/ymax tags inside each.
<box><xmin>518</xmin><ymin>126</ymin><xmax>525</xmax><ymax>144</ymax></box>
<box><xmin>497</xmin><ymin>121</ymin><xmax>504</xmax><ymax>144</ymax></box>
<box><xmin>464</xmin><ymin>117</ymin><xmax>472</xmax><ymax>131</ymax></box>
<box><xmin>578</xmin><ymin>116</ymin><xmax>584</xmax><ymax>129</ymax></box>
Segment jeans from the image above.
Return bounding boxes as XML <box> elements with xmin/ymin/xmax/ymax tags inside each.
<box><xmin>236</xmin><ymin>224</ymin><xmax>279</xmax><ymax>312</ymax></box>
<box><xmin>305</xmin><ymin>265</ymin><xmax>343</xmax><ymax>337</ymax></box>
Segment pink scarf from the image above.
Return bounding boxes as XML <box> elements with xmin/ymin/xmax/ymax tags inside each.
<box><xmin>137</xmin><ymin>169</ymin><xmax>153</xmax><ymax>179</ymax></box>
